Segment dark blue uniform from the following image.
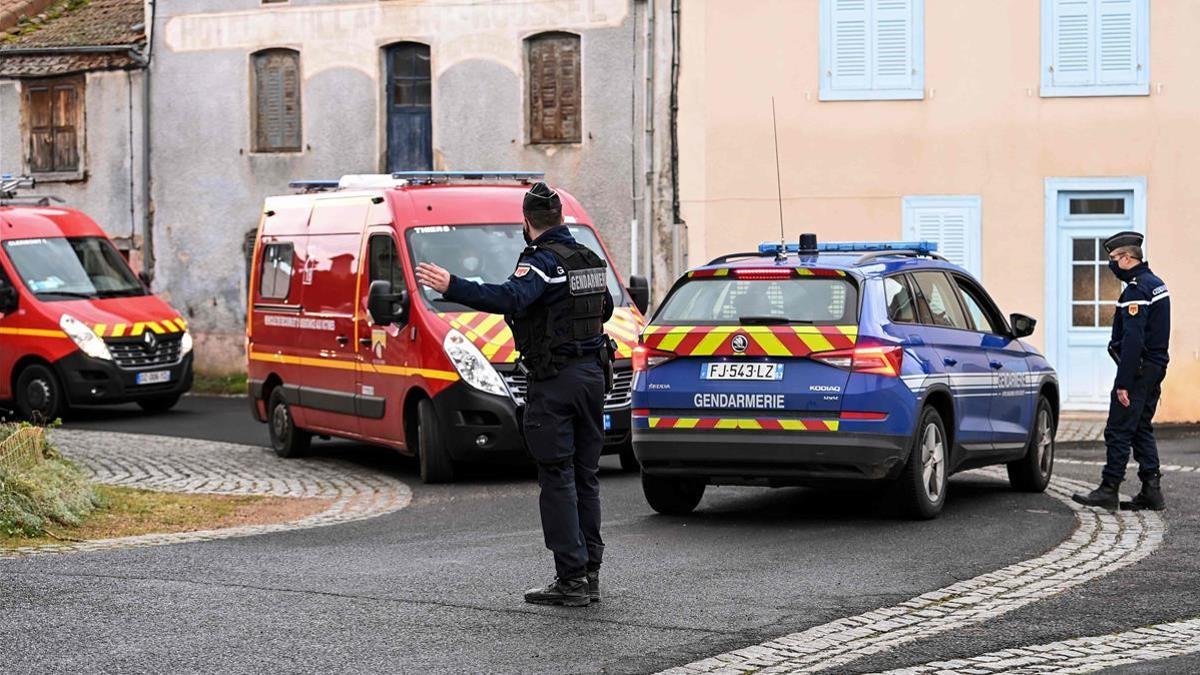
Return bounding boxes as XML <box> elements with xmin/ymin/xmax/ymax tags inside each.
<box><xmin>444</xmin><ymin>226</ymin><xmax>613</xmax><ymax>581</ymax></box>
<box><xmin>1102</xmin><ymin>262</ymin><xmax>1170</xmax><ymax>483</ymax></box>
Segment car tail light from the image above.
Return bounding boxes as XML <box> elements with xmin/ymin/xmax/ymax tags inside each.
<box><xmin>633</xmin><ymin>345</ymin><xmax>674</xmax><ymax>372</ymax></box>
<box><xmin>632</xmin><ymin>408</ymin><xmax>650</xmax><ymax>417</ymax></box>
<box><xmin>811</xmin><ymin>338</ymin><xmax>903</xmax><ymax>377</ymax></box>
<box><xmin>840</xmin><ymin>411</ymin><xmax>888</xmax><ymax>420</ymax></box>
<box><xmin>733</xmin><ymin>268</ymin><xmax>794</xmax><ymax>280</ymax></box>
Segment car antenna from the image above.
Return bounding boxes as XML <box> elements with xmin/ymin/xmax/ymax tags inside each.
<box><xmin>771</xmin><ymin>97</ymin><xmax>787</xmax><ymax>262</ymax></box>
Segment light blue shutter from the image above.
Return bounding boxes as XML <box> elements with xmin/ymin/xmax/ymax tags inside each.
<box><xmin>830</xmin><ymin>0</ymin><xmax>871</xmax><ymax>91</ymax></box>
<box><xmin>902</xmin><ymin>196</ymin><xmax>982</xmax><ymax>278</ymax></box>
<box><xmin>1051</xmin><ymin>0</ymin><xmax>1094</xmax><ymax>86</ymax></box>
<box><xmin>1097</xmin><ymin>0</ymin><xmax>1138</xmax><ymax>85</ymax></box>
<box><xmin>872</xmin><ymin>0</ymin><xmax>914</xmax><ymax>89</ymax></box>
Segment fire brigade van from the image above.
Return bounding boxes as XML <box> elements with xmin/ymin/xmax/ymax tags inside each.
<box><xmin>246</xmin><ymin>172</ymin><xmax>648</xmax><ymax>483</ymax></box>
<box><xmin>0</xmin><ymin>177</ymin><xmax>194</xmax><ymax>421</ymax></box>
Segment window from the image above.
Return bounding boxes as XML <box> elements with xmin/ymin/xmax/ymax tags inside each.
<box><xmin>3</xmin><ymin>237</ymin><xmax>145</xmax><ymax>300</ymax></box>
<box><xmin>1041</xmin><ymin>0</ymin><xmax>1149</xmax><ymax>97</ymax></box>
<box><xmin>259</xmin><ymin>243</ymin><xmax>294</xmax><ymax>300</ymax></box>
<box><xmin>526</xmin><ymin>32</ymin><xmax>581</xmax><ymax>143</ymax></box>
<box><xmin>654</xmin><ymin>278</ymin><xmax>857</xmax><ymax>326</ymax></box>
<box><xmin>954</xmin><ymin>277</ymin><xmax>1006</xmax><ymax>334</ymax></box>
<box><xmin>1070</xmin><ymin>236</ymin><xmax>1121</xmax><ymax>327</ymax></box>
<box><xmin>902</xmin><ymin>196</ymin><xmax>982</xmax><ymax>278</ymax></box>
<box><xmin>23</xmin><ymin>76</ymin><xmax>83</xmax><ymax>176</ymax></box>
<box><xmin>252</xmin><ymin>49</ymin><xmax>302</xmax><ymax>152</ymax></box>
<box><xmin>883</xmin><ymin>275</ymin><xmax>917</xmax><ymax>323</ymax></box>
<box><xmin>368</xmin><ymin>234</ymin><xmax>405</xmax><ymax>291</ymax></box>
<box><xmin>819</xmin><ymin>0</ymin><xmax>924</xmax><ymax>101</ymax></box>
<box><xmin>912</xmin><ymin>272</ymin><xmax>969</xmax><ymax>330</ymax></box>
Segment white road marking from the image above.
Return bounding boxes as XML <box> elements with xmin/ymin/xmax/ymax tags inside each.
<box><xmin>660</xmin><ymin>471</ymin><xmax>1164</xmax><ymax>675</ymax></box>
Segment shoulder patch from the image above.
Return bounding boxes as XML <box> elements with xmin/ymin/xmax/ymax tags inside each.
<box><xmin>1153</xmin><ymin>285</ymin><xmax>1168</xmax><ymax>295</ymax></box>
<box><xmin>1128</xmin><ymin>304</ymin><xmax>1139</xmax><ymax>316</ymax></box>
<box><xmin>514</xmin><ymin>264</ymin><xmax>531</xmax><ymax>278</ymax></box>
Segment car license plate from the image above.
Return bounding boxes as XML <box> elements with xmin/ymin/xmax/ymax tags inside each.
<box><xmin>603</xmin><ymin>413</ymin><xmax>612</xmax><ymax>431</ymax></box>
<box><xmin>701</xmin><ymin>362</ymin><xmax>783</xmax><ymax>381</ymax></box>
<box><xmin>136</xmin><ymin>370</ymin><xmax>171</xmax><ymax>385</ymax></box>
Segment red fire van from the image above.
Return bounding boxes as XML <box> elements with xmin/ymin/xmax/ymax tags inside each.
<box><xmin>246</xmin><ymin>172</ymin><xmax>648</xmax><ymax>483</ymax></box>
<box><xmin>0</xmin><ymin>177</ymin><xmax>194</xmax><ymax>421</ymax></box>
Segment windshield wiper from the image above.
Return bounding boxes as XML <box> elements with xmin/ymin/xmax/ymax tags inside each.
<box><xmin>38</xmin><ymin>290</ymin><xmax>96</xmax><ymax>299</ymax></box>
<box><xmin>738</xmin><ymin>315</ymin><xmax>790</xmax><ymax>325</ymax></box>
<box><xmin>98</xmin><ymin>289</ymin><xmax>147</xmax><ymax>298</ymax></box>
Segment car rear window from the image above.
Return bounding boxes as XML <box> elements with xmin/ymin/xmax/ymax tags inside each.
<box><xmin>655</xmin><ymin>277</ymin><xmax>858</xmax><ymax>325</ymax></box>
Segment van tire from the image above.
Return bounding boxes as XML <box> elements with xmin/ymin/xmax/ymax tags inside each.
<box><xmin>896</xmin><ymin>406</ymin><xmax>948</xmax><ymax>520</ymax></box>
<box><xmin>15</xmin><ymin>363</ymin><xmax>67</xmax><ymax>423</ymax></box>
<box><xmin>618</xmin><ymin>440</ymin><xmax>640</xmax><ymax>472</ymax></box>
<box><xmin>1008</xmin><ymin>396</ymin><xmax>1055</xmax><ymax>493</ymax></box>
<box><xmin>642</xmin><ymin>474</ymin><xmax>705</xmax><ymax>515</ymax></box>
<box><xmin>268</xmin><ymin>388</ymin><xmax>310</xmax><ymax>458</ymax></box>
<box><xmin>418</xmin><ymin>399</ymin><xmax>455</xmax><ymax>484</ymax></box>
<box><xmin>137</xmin><ymin>394</ymin><xmax>181</xmax><ymax>414</ymax></box>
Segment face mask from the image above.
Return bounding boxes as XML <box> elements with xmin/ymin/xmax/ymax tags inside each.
<box><xmin>1109</xmin><ymin>260</ymin><xmax>1134</xmax><ymax>281</ymax></box>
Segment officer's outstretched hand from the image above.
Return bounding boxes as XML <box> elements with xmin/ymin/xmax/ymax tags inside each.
<box><xmin>416</xmin><ymin>262</ymin><xmax>451</xmax><ymax>293</ymax></box>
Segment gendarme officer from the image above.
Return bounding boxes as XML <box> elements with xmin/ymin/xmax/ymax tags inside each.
<box><xmin>416</xmin><ymin>182</ymin><xmax>613</xmax><ymax>606</ymax></box>
<box><xmin>1073</xmin><ymin>231</ymin><xmax>1171</xmax><ymax>511</ymax></box>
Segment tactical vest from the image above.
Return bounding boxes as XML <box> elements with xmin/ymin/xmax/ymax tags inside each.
<box><xmin>510</xmin><ymin>241</ymin><xmax>608</xmax><ymax>380</ymax></box>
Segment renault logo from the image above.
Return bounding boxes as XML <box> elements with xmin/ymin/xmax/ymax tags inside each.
<box><xmin>731</xmin><ymin>334</ymin><xmax>749</xmax><ymax>354</ymax></box>
<box><xmin>143</xmin><ymin>331</ymin><xmax>157</xmax><ymax>349</ymax></box>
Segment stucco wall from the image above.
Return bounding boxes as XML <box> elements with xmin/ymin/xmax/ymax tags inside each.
<box><xmin>679</xmin><ymin>0</ymin><xmax>1200</xmax><ymax>420</ymax></box>
<box><xmin>0</xmin><ymin>70</ymin><xmax>146</xmax><ymax>250</ymax></box>
<box><xmin>152</xmin><ymin>0</ymin><xmax>639</xmax><ymax>373</ymax></box>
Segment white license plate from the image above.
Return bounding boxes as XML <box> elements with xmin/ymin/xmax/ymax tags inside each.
<box><xmin>135</xmin><ymin>370</ymin><xmax>171</xmax><ymax>385</ymax></box>
<box><xmin>603</xmin><ymin>413</ymin><xmax>612</xmax><ymax>431</ymax></box>
<box><xmin>701</xmin><ymin>362</ymin><xmax>783</xmax><ymax>380</ymax></box>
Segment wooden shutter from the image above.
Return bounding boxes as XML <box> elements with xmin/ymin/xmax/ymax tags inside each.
<box><xmin>1097</xmin><ymin>0</ymin><xmax>1138</xmax><ymax>84</ymax></box>
<box><xmin>829</xmin><ymin>0</ymin><xmax>870</xmax><ymax>91</ymax></box>
<box><xmin>872</xmin><ymin>0</ymin><xmax>914</xmax><ymax>89</ymax></box>
<box><xmin>528</xmin><ymin>33</ymin><xmax>581</xmax><ymax>144</ymax></box>
<box><xmin>1051</xmin><ymin>0</ymin><xmax>1094</xmax><ymax>86</ymax></box>
<box><xmin>25</xmin><ymin>78</ymin><xmax>80</xmax><ymax>174</ymax></box>
<box><xmin>902</xmin><ymin>196</ymin><xmax>982</xmax><ymax>277</ymax></box>
<box><xmin>824</xmin><ymin>0</ymin><xmax>921</xmax><ymax>97</ymax></box>
<box><xmin>253</xmin><ymin>49</ymin><xmax>302</xmax><ymax>152</ymax></box>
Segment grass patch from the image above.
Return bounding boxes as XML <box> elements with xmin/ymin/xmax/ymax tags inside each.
<box><xmin>0</xmin><ymin>450</ymin><xmax>100</xmax><ymax>539</ymax></box>
<box><xmin>0</xmin><ymin>484</ymin><xmax>332</xmax><ymax>549</ymax></box>
<box><xmin>190</xmin><ymin>372</ymin><xmax>249</xmax><ymax>396</ymax></box>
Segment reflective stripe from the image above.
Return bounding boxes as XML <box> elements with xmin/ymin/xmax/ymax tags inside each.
<box><xmin>248</xmin><ymin>351</ymin><xmax>459</xmax><ymax>382</ymax></box>
<box><xmin>521</xmin><ymin>264</ymin><xmax>566</xmax><ymax>284</ymax></box>
<box><xmin>1116</xmin><ymin>299</ymin><xmax>1150</xmax><ymax>307</ymax></box>
<box><xmin>0</xmin><ymin>327</ymin><xmax>68</xmax><ymax>338</ymax></box>
<box><xmin>1151</xmin><ymin>291</ymin><xmax>1170</xmax><ymax>303</ymax></box>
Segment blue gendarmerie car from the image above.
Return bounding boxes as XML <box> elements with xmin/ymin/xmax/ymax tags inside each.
<box><xmin>631</xmin><ymin>234</ymin><xmax>1058</xmax><ymax>519</ymax></box>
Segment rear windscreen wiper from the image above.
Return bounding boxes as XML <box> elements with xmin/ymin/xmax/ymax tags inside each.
<box><xmin>738</xmin><ymin>315</ymin><xmax>790</xmax><ymax>325</ymax></box>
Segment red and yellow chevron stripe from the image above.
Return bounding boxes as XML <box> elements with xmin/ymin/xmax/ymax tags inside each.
<box><xmin>687</xmin><ymin>267</ymin><xmax>847</xmax><ymax>278</ymax></box>
<box><xmin>639</xmin><ymin>324</ymin><xmax>857</xmax><ymax>357</ymax></box>
<box><xmin>438</xmin><ymin>307</ymin><xmax>645</xmax><ymax>364</ymax></box>
<box><xmin>92</xmin><ymin>317</ymin><xmax>188</xmax><ymax>338</ymax></box>
<box><xmin>643</xmin><ymin>416</ymin><xmax>839</xmax><ymax>432</ymax></box>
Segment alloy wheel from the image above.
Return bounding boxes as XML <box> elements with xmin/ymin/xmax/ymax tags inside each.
<box><xmin>922</xmin><ymin>423</ymin><xmax>945</xmax><ymax>502</ymax></box>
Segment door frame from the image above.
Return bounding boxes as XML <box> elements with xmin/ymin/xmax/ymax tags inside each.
<box><xmin>1042</xmin><ymin>176</ymin><xmax>1147</xmax><ymax>408</ymax></box>
<box><xmin>379</xmin><ymin>41</ymin><xmax>435</xmax><ymax>173</ymax></box>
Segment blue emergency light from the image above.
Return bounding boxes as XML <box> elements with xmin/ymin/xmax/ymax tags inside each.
<box><xmin>391</xmin><ymin>171</ymin><xmax>544</xmax><ymax>183</ymax></box>
<box><xmin>757</xmin><ymin>240</ymin><xmax>940</xmax><ymax>256</ymax></box>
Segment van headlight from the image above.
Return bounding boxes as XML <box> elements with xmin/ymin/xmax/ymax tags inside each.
<box><xmin>180</xmin><ymin>330</ymin><xmax>193</xmax><ymax>355</ymax></box>
<box><xmin>443</xmin><ymin>328</ymin><xmax>508</xmax><ymax>397</ymax></box>
<box><xmin>60</xmin><ymin>314</ymin><xmax>112</xmax><ymax>361</ymax></box>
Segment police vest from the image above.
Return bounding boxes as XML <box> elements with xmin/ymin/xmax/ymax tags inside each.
<box><xmin>510</xmin><ymin>241</ymin><xmax>608</xmax><ymax>380</ymax></box>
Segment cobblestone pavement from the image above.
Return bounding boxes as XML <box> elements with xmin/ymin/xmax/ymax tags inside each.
<box><xmin>1056</xmin><ymin>416</ymin><xmax>1106</xmax><ymax>444</ymax></box>
<box><xmin>0</xmin><ymin>429</ymin><xmax>412</xmax><ymax>559</ymax></box>
<box><xmin>660</xmin><ymin>471</ymin><xmax>1166</xmax><ymax>675</ymax></box>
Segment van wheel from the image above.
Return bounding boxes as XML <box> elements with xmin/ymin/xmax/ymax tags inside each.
<box><xmin>15</xmin><ymin>363</ymin><xmax>66</xmax><ymax>423</ymax></box>
<box><xmin>137</xmin><ymin>394</ymin><xmax>181</xmax><ymax>414</ymax></box>
<box><xmin>642</xmin><ymin>474</ymin><xmax>705</xmax><ymax>515</ymax></box>
<box><xmin>618</xmin><ymin>440</ymin><xmax>640</xmax><ymax>472</ymax></box>
<box><xmin>1008</xmin><ymin>396</ymin><xmax>1055</xmax><ymax>492</ymax></box>
<box><xmin>418</xmin><ymin>399</ymin><xmax>455</xmax><ymax>483</ymax></box>
<box><xmin>896</xmin><ymin>406</ymin><xmax>948</xmax><ymax>520</ymax></box>
<box><xmin>268</xmin><ymin>388</ymin><xmax>310</xmax><ymax>458</ymax></box>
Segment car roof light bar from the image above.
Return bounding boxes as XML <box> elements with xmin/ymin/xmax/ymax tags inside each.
<box><xmin>757</xmin><ymin>240</ymin><xmax>941</xmax><ymax>256</ymax></box>
<box><xmin>390</xmin><ymin>171</ymin><xmax>545</xmax><ymax>185</ymax></box>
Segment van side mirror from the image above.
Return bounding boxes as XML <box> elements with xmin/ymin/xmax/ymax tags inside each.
<box><xmin>0</xmin><ymin>284</ymin><xmax>17</xmax><ymax>314</ymax></box>
<box><xmin>1010</xmin><ymin>313</ymin><xmax>1036</xmax><ymax>338</ymax></box>
<box><xmin>367</xmin><ymin>280</ymin><xmax>409</xmax><ymax>326</ymax></box>
<box><xmin>628</xmin><ymin>274</ymin><xmax>649</xmax><ymax>315</ymax></box>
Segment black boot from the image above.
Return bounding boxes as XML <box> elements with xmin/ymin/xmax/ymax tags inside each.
<box><xmin>1072</xmin><ymin>479</ymin><xmax>1120</xmax><ymax>511</ymax></box>
<box><xmin>1121</xmin><ymin>474</ymin><xmax>1166</xmax><ymax>511</ymax></box>
<box><xmin>586</xmin><ymin>569</ymin><xmax>601</xmax><ymax>603</ymax></box>
<box><xmin>524</xmin><ymin>577</ymin><xmax>590</xmax><ymax>607</ymax></box>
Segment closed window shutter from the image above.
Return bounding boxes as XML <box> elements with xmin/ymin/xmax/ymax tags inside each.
<box><xmin>528</xmin><ymin>33</ymin><xmax>581</xmax><ymax>143</ymax></box>
<box><xmin>24</xmin><ymin>78</ymin><xmax>80</xmax><ymax>173</ymax></box>
<box><xmin>253</xmin><ymin>49</ymin><xmax>301</xmax><ymax>152</ymax></box>
<box><xmin>830</xmin><ymin>0</ymin><xmax>870</xmax><ymax>91</ymax></box>
<box><xmin>903</xmin><ymin>196</ymin><xmax>982</xmax><ymax>277</ymax></box>
<box><xmin>1049</xmin><ymin>0</ymin><xmax>1142</xmax><ymax>88</ymax></box>
<box><xmin>872</xmin><ymin>0</ymin><xmax>914</xmax><ymax>89</ymax></box>
<box><xmin>1097</xmin><ymin>0</ymin><xmax>1138</xmax><ymax>84</ymax></box>
<box><xmin>1051</xmin><ymin>0</ymin><xmax>1095</xmax><ymax>85</ymax></box>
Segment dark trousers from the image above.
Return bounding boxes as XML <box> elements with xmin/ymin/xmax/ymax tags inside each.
<box><xmin>522</xmin><ymin>358</ymin><xmax>606</xmax><ymax>579</ymax></box>
<box><xmin>1102</xmin><ymin>362</ymin><xmax>1166</xmax><ymax>484</ymax></box>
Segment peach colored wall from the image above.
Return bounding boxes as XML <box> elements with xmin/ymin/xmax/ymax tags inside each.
<box><xmin>680</xmin><ymin>0</ymin><xmax>1200</xmax><ymax>420</ymax></box>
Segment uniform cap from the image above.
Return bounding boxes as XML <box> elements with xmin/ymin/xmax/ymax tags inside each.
<box><xmin>1103</xmin><ymin>230</ymin><xmax>1144</xmax><ymax>253</ymax></box>
<box><xmin>523</xmin><ymin>181</ymin><xmax>561</xmax><ymax>214</ymax></box>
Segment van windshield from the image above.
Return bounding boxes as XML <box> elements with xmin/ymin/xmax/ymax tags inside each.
<box><xmin>2</xmin><ymin>237</ymin><xmax>145</xmax><ymax>301</ymax></box>
<box><xmin>655</xmin><ymin>277</ymin><xmax>858</xmax><ymax>325</ymax></box>
<box><xmin>406</xmin><ymin>224</ymin><xmax>625</xmax><ymax>311</ymax></box>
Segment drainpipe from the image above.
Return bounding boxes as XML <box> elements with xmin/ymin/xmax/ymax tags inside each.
<box><xmin>669</xmin><ymin>0</ymin><xmax>684</xmax><ymax>277</ymax></box>
<box><xmin>642</xmin><ymin>0</ymin><xmax>655</xmax><ymax>298</ymax></box>
<box><xmin>137</xmin><ymin>1</ymin><xmax>156</xmax><ymax>281</ymax></box>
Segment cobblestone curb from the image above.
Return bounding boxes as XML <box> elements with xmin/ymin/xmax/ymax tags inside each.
<box><xmin>0</xmin><ymin>429</ymin><xmax>412</xmax><ymax>559</ymax></box>
<box><xmin>660</xmin><ymin>471</ymin><xmax>1165</xmax><ymax>675</ymax></box>
<box><xmin>873</xmin><ymin>618</ymin><xmax>1200</xmax><ymax>674</ymax></box>
<box><xmin>1058</xmin><ymin>457</ymin><xmax>1200</xmax><ymax>474</ymax></box>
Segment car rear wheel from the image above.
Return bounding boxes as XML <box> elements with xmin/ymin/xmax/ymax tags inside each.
<box><xmin>418</xmin><ymin>399</ymin><xmax>455</xmax><ymax>484</ymax></box>
<box><xmin>15</xmin><ymin>363</ymin><xmax>67</xmax><ymax>423</ymax></box>
<box><xmin>268</xmin><ymin>388</ymin><xmax>310</xmax><ymax>458</ymax></box>
<box><xmin>896</xmin><ymin>406</ymin><xmax>948</xmax><ymax>520</ymax></box>
<box><xmin>1007</xmin><ymin>396</ymin><xmax>1055</xmax><ymax>492</ymax></box>
<box><xmin>642</xmin><ymin>474</ymin><xmax>705</xmax><ymax>515</ymax></box>
<box><xmin>137</xmin><ymin>394</ymin><xmax>182</xmax><ymax>414</ymax></box>
<box><xmin>618</xmin><ymin>440</ymin><xmax>640</xmax><ymax>472</ymax></box>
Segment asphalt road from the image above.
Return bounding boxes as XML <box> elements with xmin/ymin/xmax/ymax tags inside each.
<box><xmin>1</xmin><ymin>395</ymin><xmax>1197</xmax><ymax>673</ymax></box>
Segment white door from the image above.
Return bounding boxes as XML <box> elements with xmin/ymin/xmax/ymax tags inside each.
<box><xmin>1055</xmin><ymin>191</ymin><xmax>1136</xmax><ymax>409</ymax></box>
